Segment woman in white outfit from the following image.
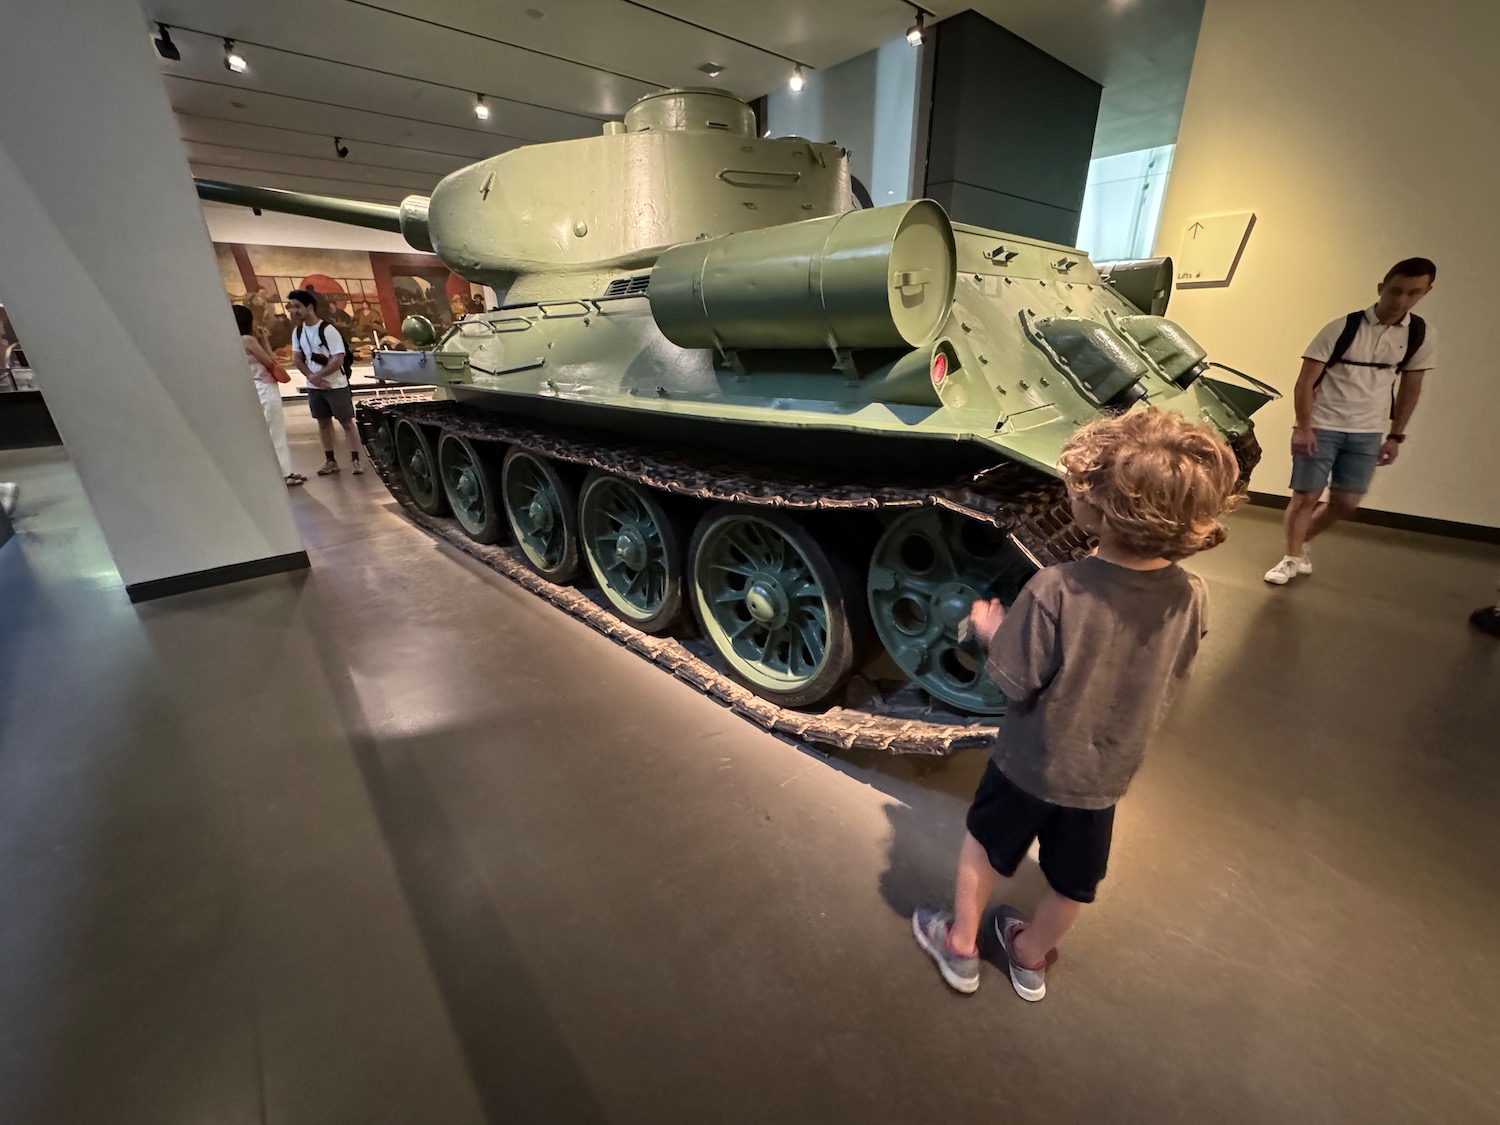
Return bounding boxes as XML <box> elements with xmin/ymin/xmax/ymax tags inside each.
<box><xmin>235</xmin><ymin>304</ymin><xmax>304</xmax><ymax>487</ymax></box>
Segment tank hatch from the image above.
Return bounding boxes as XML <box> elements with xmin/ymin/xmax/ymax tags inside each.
<box><xmin>623</xmin><ymin>88</ymin><xmax>758</xmax><ymax>135</ymax></box>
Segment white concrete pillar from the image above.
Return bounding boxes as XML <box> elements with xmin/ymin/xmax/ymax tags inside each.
<box><xmin>0</xmin><ymin>0</ymin><xmax>306</xmax><ymax>600</ymax></box>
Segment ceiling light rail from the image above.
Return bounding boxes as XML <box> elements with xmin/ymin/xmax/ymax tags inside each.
<box><xmin>171</xmin><ymin>110</ymin><xmax>523</xmax><ymax>159</ymax></box>
<box><xmin>613</xmin><ymin>1</ymin><xmax>815</xmax><ymax>78</ymax></box>
<box><xmin>169</xmin><ymin>94</ymin><xmax>537</xmax><ymax>150</ymax></box>
<box><xmin>187</xmin><ymin>138</ymin><xmax>437</xmax><ymax>173</ymax></box>
<box><xmin>338</xmin><ymin>0</ymin><xmax>668</xmax><ymax>91</ymax></box>
<box><xmin>152</xmin><ymin>23</ymin><xmax>612</xmax><ymax>124</ymax></box>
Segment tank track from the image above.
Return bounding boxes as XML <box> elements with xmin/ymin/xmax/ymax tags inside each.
<box><xmin>360</xmin><ymin>399</ymin><xmax>1096</xmax><ymax>564</ymax></box>
<box><xmin>353</xmin><ymin>399</ymin><xmax>1257</xmax><ymax>755</ymax></box>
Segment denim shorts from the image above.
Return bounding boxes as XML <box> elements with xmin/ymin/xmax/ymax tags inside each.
<box><xmin>1289</xmin><ymin>429</ymin><xmax>1382</xmax><ymax>495</ymax></box>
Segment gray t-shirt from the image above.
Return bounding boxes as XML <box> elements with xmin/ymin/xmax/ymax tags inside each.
<box><xmin>986</xmin><ymin>557</ymin><xmax>1207</xmax><ymax>810</ymax></box>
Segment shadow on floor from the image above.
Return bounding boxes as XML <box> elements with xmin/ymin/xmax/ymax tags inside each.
<box><xmin>298</xmin><ymin>595</ymin><xmax>610</xmax><ymax>1125</ymax></box>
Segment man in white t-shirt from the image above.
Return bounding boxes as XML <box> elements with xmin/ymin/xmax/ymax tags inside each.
<box><xmin>1263</xmin><ymin>258</ymin><xmax>1438</xmax><ymax>585</ymax></box>
<box><xmin>287</xmin><ymin>289</ymin><xmax>363</xmax><ymax>476</ymax></box>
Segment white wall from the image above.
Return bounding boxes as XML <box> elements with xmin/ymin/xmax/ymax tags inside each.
<box><xmin>0</xmin><ymin>0</ymin><xmax>305</xmax><ymax>589</ymax></box>
<box><xmin>766</xmin><ymin>38</ymin><xmax>920</xmax><ymax>204</ymax></box>
<box><xmin>1158</xmin><ymin>0</ymin><xmax>1500</xmax><ymax>528</ymax></box>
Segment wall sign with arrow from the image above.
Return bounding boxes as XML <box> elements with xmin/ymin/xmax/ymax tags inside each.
<box><xmin>1176</xmin><ymin>211</ymin><xmax>1256</xmax><ymax>289</ymax></box>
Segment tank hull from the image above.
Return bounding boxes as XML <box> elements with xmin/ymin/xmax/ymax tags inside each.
<box><xmin>448</xmin><ymin>385</ymin><xmax>1004</xmax><ymax>479</ymax></box>
<box><xmin>382</xmin><ymin>216</ymin><xmax>1267</xmax><ymax>482</ymax></box>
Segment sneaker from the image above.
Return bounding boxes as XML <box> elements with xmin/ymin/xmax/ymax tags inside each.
<box><xmin>1263</xmin><ymin>556</ymin><xmax>1301</xmax><ymax>585</ymax></box>
<box><xmin>911</xmin><ymin>909</ymin><xmax>980</xmax><ymax>994</ymax></box>
<box><xmin>1295</xmin><ymin>549</ymin><xmax>1313</xmax><ymax>575</ymax></box>
<box><xmin>995</xmin><ymin>912</ymin><xmax>1046</xmax><ymax>1002</ymax></box>
<box><xmin>350</xmin><ymin>459</ymin><xmax>365</xmax><ymax>476</ymax></box>
<box><xmin>317</xmin><ymin>459</ymin><xmax>340</xmax><ymax>476</ymax></box>
<box><xmin>1471</xmin><ymin>606</ymin><xmax>1500</xmax><ymax>637</ymax></box>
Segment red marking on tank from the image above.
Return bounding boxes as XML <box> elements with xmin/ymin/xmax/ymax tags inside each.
<box><xmin>931</xmin><ymin>352</ymin><xmax>948</xmax><ymax>383</ymax></box>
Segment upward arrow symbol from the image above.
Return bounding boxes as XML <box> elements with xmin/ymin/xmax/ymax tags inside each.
<box><xmin>1188</xmin><ymin>221</ymin><xmax>1205</xmax><ymax>239</ymax></box>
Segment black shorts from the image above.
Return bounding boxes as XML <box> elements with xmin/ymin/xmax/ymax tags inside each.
<box><xmin>307</xmin><ymin>386</ymin><xmax>354</xmax><ymax>422</ymax></box>
<box><xmin>965</xmin><ymin>761</ymin><xmax>1115</xmax><ymax>904</ymax></box>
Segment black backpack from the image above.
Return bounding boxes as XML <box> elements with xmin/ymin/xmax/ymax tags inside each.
<box><xmin>1320</xmin><ymin>310</ymin><xmax>1426</xmax><ymax>378</ymax></box>
<box><xmin>303</xmin><ymin>321</ymin><xmax>354</xmax><ymax>378</ymax></box>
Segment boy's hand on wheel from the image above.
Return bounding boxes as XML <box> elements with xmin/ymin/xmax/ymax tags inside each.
<box><xmin>969</xmin><ymin>598</ymin><xmax>1005</xmax><ymax>647</ymax></box>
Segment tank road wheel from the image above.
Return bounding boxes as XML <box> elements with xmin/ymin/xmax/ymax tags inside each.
<box><xmin>867</xmin><ymin>509</ymin><xmax>1038</xmax><ymax>715</ymax></box>
<box><xmin>394</xmin><ymin>419</ymin><xmax>448</xmax><ymax>516</ymax></box>
<box><xmin>437</xmin><ymin>432</ymin><xmax>505</xmax><ymax>544</ymax></box>
<box><xmin>579</xmin><ymin>471</ymin><xmax>686</xmax><ymax>633</ymax></box>
<box><xmin>689</xmin><ymin>507</ymin><xmax>863</xmax><ymax>708</ymax></box>
<box><xmin>364</xmin><ymin>415</ymin><xmax>396</xmax><ymax>470</ymax></box>
<box><xmin>501</xmin><ymin>448</ymin><xmax>583</xmax><ymax>582</ymax></box>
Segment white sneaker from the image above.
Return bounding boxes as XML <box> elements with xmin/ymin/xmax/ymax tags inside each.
<box><xmin>1264</xmin><ymin>556</ymin><xmax>1301</xmax><ymax>585</ymax></box>
<box><xmin>1295</xmin><ymin>550</ymin><xmax>1312</xmax><ymax>575</ymax></box>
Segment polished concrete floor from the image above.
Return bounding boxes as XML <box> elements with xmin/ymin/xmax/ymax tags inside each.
<box><xmin>1</xmin><ymin>412</ymin><xmax>1498</xmax><ymax>1125</ymax></box>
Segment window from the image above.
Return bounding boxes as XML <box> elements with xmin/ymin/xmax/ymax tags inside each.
<box><xmin>1076</xmin><ymin>145</ymin><xmax>1175</xmax><ymax>262</ymax></box>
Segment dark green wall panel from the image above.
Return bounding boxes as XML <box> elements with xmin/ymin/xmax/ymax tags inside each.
<box><xmin>924</xmin><ymin>10</ymin><xmax>1101</xmax><ymax>244</ymax></box>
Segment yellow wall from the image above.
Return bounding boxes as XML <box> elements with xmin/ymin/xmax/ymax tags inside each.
<box><xmin>1158</xmin><ymin>0</ymin><xmax>1500</xmax><ymax>528</ymax></box>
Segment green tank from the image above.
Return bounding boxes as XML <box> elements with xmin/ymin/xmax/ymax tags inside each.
<box><xmin>200</xmin><ymin>89</ymin><xmax>1275</xmax><ymax>720</ymax></box>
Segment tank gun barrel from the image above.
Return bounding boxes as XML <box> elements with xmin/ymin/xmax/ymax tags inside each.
<box><xmin>193</xmin><ymin>179</ymin><xmax>433</xmax><ymax>252</ymax></box>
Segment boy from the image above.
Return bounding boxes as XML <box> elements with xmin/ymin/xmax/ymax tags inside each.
<box><xmin>913</xmin><ymin>409</ymin><xmax>1242</xmax><ymax>1001</ymax></box>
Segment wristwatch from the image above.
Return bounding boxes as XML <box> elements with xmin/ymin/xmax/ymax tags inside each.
<box><xmin>1386</xmin><ymin>433</ymin><xmax>1407</xmax><ymax>444</ymax></box>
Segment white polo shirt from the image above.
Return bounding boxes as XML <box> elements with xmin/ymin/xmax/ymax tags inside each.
<box><xmin>292</xmin><ymin>321</ymin><xmax>349</xmax><ymax>390</ymax></box>
<box><xmin>1303</xmin><ymin>305</ymin><xmax>1438</xmax><ymax>433</ymax></box>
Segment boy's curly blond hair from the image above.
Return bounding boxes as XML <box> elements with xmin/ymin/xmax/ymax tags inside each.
<box><xmin>1058</xmin><ymin>408</ymin><xmax>1243</xmax><ymax>561</ymax></box>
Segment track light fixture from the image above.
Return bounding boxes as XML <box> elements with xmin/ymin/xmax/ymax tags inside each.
<box><xmin>474</xmin><ymin>94</ymin><xmax>491</xmax><ymax>120</ymax></box>
<box><xmin>333</xmin><ymin>136</ymin><xmax>349</xmax><ymax>159</ymax></box>
<box><xmin>222</xmin><ymin>38</ymin><xmax>247</xmax><ymax>73</ymax></box>
<box><xmin>905</xmin><ymin>4</ymin><xmax>931</xmax><ymax>46</ymax></box>
<box><xmin>153</xmin><ymin>23</ymin><xmax>180</xmax><ymax>62</ymax></box>
<box><xmin>789</xmin><ymin>65</ymin><xmax>805</xmax><ymax>92</ymax></box>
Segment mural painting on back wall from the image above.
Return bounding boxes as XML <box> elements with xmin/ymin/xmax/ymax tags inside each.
<box><xmin>212</xmin><ymin>242</ymin><xmax>491</xmax><ymax>365</ymax></box>
<box><xmin>0</xmin><ymin>306</ymin><xmax>35</xmax><ymax>392</ymax></box>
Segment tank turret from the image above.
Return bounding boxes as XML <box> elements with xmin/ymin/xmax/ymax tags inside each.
<box><xmin>200</xmin><ymin>89</ymin><xmax>1276</xmax><ymax>728</ymax></box>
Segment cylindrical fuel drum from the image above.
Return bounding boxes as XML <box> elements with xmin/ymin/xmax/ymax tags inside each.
<box><xmin>649</xmin><ymin>200</ymin><xmax>957</xmax><ymax>351</ymax></box>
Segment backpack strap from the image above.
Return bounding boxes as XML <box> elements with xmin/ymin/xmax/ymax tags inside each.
<box><xmin>1399</xmin><ymin>314</ymin><xmax>1427</xmax><ymax>371</ymax></box>
<box><xmin>317</xmin><ymin>320</ymin><xmax>331</xmax><ymax>351</ymax></box>
<box><xmin>1315</xmin><ymin>311</ymin><xmax>1364</xmax><ymax>388</ymax></box>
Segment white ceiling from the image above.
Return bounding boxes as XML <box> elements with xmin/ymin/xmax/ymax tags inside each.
<box><xmin>145</xmin><ymin>0</ymin><xmax>1201</xmax><ymax>204</ymax></box>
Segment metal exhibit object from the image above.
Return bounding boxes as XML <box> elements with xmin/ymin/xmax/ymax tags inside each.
<box><xmin>202</xmin><ymin>88</ymin><xmax>1275</xmax><ymax>736</ymax></box>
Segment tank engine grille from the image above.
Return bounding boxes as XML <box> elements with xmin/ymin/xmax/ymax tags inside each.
<box><xmin>603</xmin><ymin>274</ymin><xmax>651</xmax><ymax>297</ymax></box>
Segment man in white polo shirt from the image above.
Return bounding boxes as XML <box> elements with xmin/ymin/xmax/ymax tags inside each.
<box><xmin>1264</xmin><ymin>258</ymin><xmax>1438</xmax><ymax>585</ymax></box>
